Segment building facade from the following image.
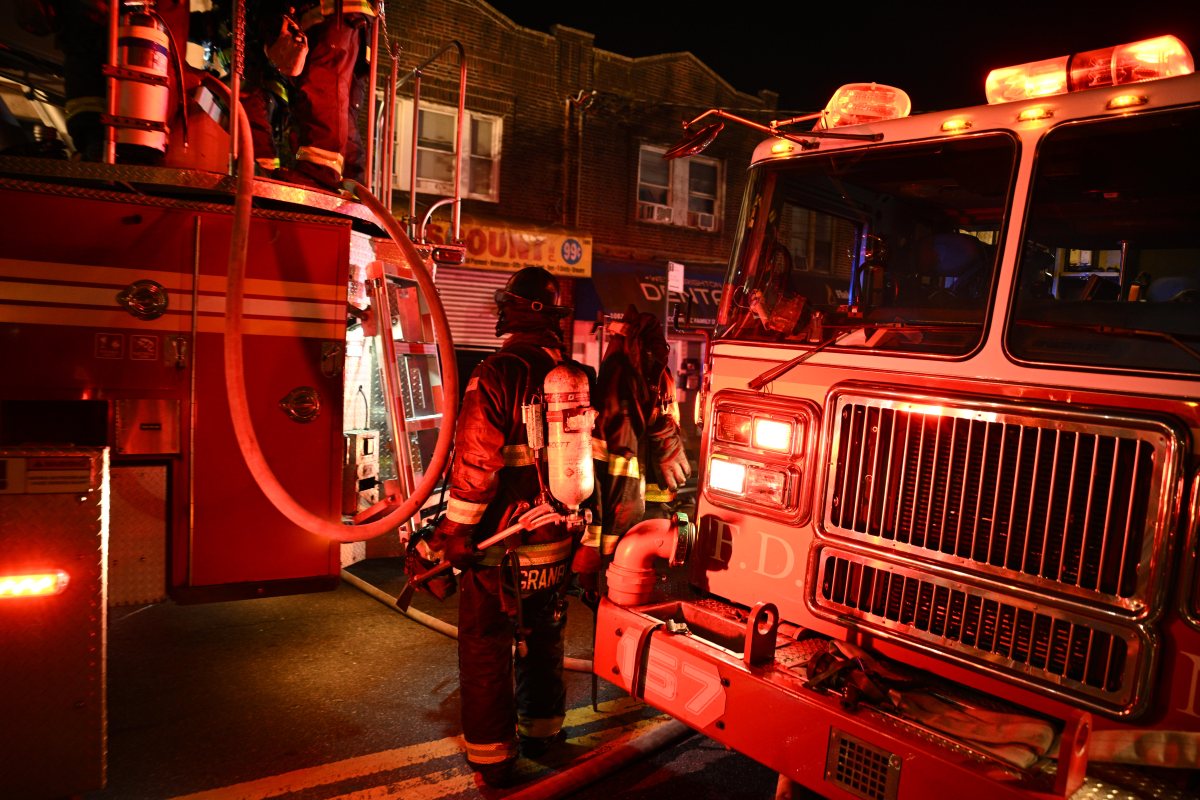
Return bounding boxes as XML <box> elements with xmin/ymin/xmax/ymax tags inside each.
<box><xmin>376</xmin><ymin>0</ymin><xmax>779</xmax><ymax>386</ymax></box>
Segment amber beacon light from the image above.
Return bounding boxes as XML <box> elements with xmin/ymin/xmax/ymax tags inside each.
<box><xmin>0</xmin><ymin>570</ymin><xmax>70</xmax><ymax>598</ymax></box>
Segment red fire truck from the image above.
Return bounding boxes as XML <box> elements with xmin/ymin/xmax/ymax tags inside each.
<box><xmin>593</xmin><ymin>34</ymin><xmax>1200</xmax><ymax>799</ymax></box>
<box><xmin>0</xmin><ymin>5</ymin><xmax>465</xmax><ymax>794</ymax></box>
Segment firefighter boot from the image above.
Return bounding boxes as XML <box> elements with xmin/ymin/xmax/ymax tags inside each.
<box><xmin>475</xmin><ymin>758</ymin><xmax>516</xmax><ymax>788</ymax></box>
<box><xmin>519</xmin><ymin>730</ymin><xmax>566</xmax><ymax>759</ymax></box>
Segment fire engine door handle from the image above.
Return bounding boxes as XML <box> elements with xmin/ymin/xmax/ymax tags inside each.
<box><xmin>117</xmin><ymin>279</ymin><xmax>169</xmax><ymax>320</ymax></box>
<box><xmin>171</xmin><ymin>336</ymin><xmax>189</xmax><ymax>369</ymax></box>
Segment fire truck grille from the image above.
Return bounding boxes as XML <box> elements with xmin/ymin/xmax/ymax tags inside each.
<box><xmin>816</xmin><ymin>548</ymin><xmax>1147</xmax><ymax>713</ymax></box>
<box><xmin>824</xmin><ymin>392</ymin><xmax>1177</xmax><ymax>615</ymax></box>
<box><xmin>824</xmin><ymin>728</ymin><xmax>900</xmax><ymax>800</ymax></box>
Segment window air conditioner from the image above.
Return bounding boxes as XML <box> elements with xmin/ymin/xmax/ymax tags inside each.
<box><xmin>639</xmin><ymin>203</ymin><xmax>673</xmax><ymax>224</ymax></box>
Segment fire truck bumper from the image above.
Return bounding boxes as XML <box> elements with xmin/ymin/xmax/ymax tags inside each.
<box><xmin>592</xmin><ymin>596</ymin><xmax>1091</xmax><ymax>800</ymax></box>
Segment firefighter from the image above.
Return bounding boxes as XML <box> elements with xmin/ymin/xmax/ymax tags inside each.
<box><xmin>240</xmin><ymin>1</ymin><xmax>308</xmax><ymax>175</ymax></box>
<box><xmin>425</xmin><ymin>266</ymin><xmax>601</xmax><ymax>788</ymax></box>
<box><xmin>594</xmin><ymin>304</ymin><xmax>691</xmax><ymax>558</ymax></box>
<box><xmin>278</xmin><ymin>0</ymin><xmax>375</xmax><ymax>191</ymax></box>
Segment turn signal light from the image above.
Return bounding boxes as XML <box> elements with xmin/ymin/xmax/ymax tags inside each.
<box><xmin>715</xmin><ymin>411</ymin><xmax>796</xmax><ymax>454</ymax></box>
<box><xmin>0</xmin><ymin>570</ymin><xmax>70</xmax><ymax>598</ymax></box>
<box><xmin>986</xmin><ymin>35</ymin><xmax>1194</xmax><ymax>104</ymax></box>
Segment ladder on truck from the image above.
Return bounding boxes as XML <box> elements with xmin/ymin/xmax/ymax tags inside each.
<box><xmin>343</xmin><ymin>37</ymin><xmax>470</xmax><ymax>548</ymax></box>
<box><xmin>343</xmin><ymin>245</ymin><xmax>448</xmax><ymax>548</ymax></box>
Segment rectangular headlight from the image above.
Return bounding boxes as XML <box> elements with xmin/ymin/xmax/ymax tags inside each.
<box><xmin>707</xmin><ymin>456</ymin><xmax>746</xmax><ymax>495</ymax></box>
<box><xmin>753</xmin><ymin>418</ymin><xmax>793</xmax><ymax>453</ymax></box>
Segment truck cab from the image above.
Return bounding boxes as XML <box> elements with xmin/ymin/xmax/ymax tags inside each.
<box><xmin>592</xmin><ymin>34</ymin><xmax>1199</xmax><ymax>800</ymax></box>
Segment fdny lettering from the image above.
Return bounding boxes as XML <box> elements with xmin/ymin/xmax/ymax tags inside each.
<box><xmin>520</xmin><ymin>564</ymin><xmax>566</xmax><ymax>592</ymax></box>
<box><xmin>754</xmin><ymin>531</ymin><xmax>796</xmax><ymax>580</ymax></box>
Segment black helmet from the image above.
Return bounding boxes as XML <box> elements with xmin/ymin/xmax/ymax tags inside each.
<box><xmin>493</xmin><ymin>267</ymin><xmax>566</xmax><ymax>313</ymax></box>
<box><xmin>494</xmin><ymin>267</ymin><xmax>570</xmax><ymax>336</ymax></box>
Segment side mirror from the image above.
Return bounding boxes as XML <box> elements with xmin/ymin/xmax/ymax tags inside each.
<box><xmin>664</xmin><ymin>122</ymin><xmax>724</xmax><ymax>159</ymax></box>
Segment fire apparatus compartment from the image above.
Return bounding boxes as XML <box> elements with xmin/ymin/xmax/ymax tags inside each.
<box><xmin>0</xmin><ymin>447</ymin><xmax>108</xmax><ymax>798</ymax></box>
<box><xmin>0</xmin><ymin>180</ymin><xmax>349</xmax><ymax>600</ymax></box>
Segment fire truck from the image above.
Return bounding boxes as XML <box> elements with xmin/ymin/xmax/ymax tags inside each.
<box><xmin>3</xmin><ymin>7</ymin><xmax>1198</xmax><ymax>795</ymax></box>
<box><xmin>593</xmin><ymin>34</ymin><xmax>1200</xmax><ymax>800</ymax></box>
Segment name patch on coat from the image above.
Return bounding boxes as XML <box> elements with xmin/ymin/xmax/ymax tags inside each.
<box><xmin>520</xmin><ymin>563</ymin><xmax>567</xmax><ymax>592</ymax></box>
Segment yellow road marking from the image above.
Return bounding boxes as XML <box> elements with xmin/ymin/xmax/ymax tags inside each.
<box><xmin>167</xmin><ymin>697</ymin><xmax>664</xmax><ymax>800</ymax></box>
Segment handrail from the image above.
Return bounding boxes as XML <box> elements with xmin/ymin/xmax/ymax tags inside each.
<box><xmin>381</xmin><ymin>40</ymin><xmax>466</xmax><ymax>244</ymax></box>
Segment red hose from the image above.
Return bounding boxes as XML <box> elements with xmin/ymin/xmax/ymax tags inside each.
<box><xmin>223</xmin><ymin>94</ymin><xmax>457</xmax><ymax>542</ymax></box>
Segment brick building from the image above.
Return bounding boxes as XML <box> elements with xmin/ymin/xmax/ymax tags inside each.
<box><xmin>375</xmin><ymin>0</ymin><xmax>779</xmax><ymax>381</ymax></box>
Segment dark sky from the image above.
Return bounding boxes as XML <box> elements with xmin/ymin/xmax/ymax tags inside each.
<box><xmin>487</xmin><ymin>2</ymin><xmax>1200</xmax><ymax>113</ymax></box>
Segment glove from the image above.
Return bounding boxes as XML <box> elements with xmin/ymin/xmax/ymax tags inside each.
<box><xmin>649</xmin><ymin>414</ymin><xmax>691</xmax><ymax>492</ymax></box>
<box><xmin>571</xmin><ymin>545</ymin><xmax>602</xmax><ymax>596</ymax></box>
<box><xmin>657</xmin><ymin>445</ymin><xmax>691</xmax><ymax>491</ymax></box>
<box><xmin>404</xmin><ymin>530</ymin><xmax>456</xmax><ymax>600</ymax></box>
<box><xmin>439</xmin><ymin>534</ymin><xmax>479</xmax><ymax>570</ymax></box>
<box><xmin>428</xmin><ymin>520</ymin><xmax>481</xmax><ymax>571</ymax></box>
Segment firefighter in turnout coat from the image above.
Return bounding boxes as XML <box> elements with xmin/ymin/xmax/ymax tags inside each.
<box><xmin>594</xmin><ymin>305</ymin><xmax>691</xmax><ymax>558</ymax></box>
<box><xmin>427</xmin><ymin>267</ymin><xmax>602</xmax><ymax>788</ymax></box>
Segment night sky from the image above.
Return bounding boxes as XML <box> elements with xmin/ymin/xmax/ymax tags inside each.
<box><xmin>486</xmin><ymin>1</ymin><xmax>1200</xmax><ymax>114</ymax></box>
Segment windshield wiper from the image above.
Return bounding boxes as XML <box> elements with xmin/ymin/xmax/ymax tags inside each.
<box><xmin>748</xmin><ymin>319</ymin><xmax>980</xmax><ymax>390</ymax></box>
<box><xmin>1015</xmin><ymin>318</ymin><xmax>1200</xmax><ymax>365</ymax></box>
<box><xmin>749</xmin><ymin>328</ymin><xmax>857</xmax><ymax>390</ymax></box>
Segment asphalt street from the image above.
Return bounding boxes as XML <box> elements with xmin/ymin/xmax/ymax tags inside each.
<box><xmin>80</xmin><ymin>556</ymin><xmax>796</xmax><ymax>800</ymax></box>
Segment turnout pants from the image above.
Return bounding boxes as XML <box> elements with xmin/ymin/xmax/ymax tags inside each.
<box><xmin>457</xmin><ymin>566</ymin><xmax>567</xmax><ymax>766</ymax></box>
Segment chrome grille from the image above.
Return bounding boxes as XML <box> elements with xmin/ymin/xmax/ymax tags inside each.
<box><xmin>824</xmin><ymin>390</ymin><xmax>1179</xmax><ymax>616</ymax></box>
<box><xmin>816</xmin><ymin>551</ymin><xmax>1142</xmax><ymax>714</ymax></box>
<box><xmin>817</xmin><ymin>548</ymin><xmax>1148</xmax><ymax>714</ymax></box>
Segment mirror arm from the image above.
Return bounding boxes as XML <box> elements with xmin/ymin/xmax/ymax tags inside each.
<box><xmin>682</xmin><ymin>108</ymin><xmax>883</xmax><ymax>145</ymax></box>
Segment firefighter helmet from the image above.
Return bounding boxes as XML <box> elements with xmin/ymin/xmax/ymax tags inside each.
<box><xmin>494</xmin><ymin>267</ymin><xmax>569</xmax><ymax>335</ymax></box>
<box><xmin>494</xmin><ymin>267</ymin><xmax>568</xmax><ymax>313</ymax></box>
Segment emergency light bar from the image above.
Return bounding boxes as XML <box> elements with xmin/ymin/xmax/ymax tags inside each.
<box><xmin>0</xmin><ymin>570</ymin><xmax>70</xmax><ymax>598</ymax></box>
<box><xmin>817</xmin><ymin>83</ymin><xmax>912</xmax><ymax>128</ymax></box>
<box><xmin>985</xmin><ymin>35</ymin><xmax>1194</xmax><ymax>104</ymax></box>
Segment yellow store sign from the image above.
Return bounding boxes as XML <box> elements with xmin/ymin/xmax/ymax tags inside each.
<box><xmin>423</xmin><ymin>218</ymin><xmax>592</xmax><ymax>278</ymax></box>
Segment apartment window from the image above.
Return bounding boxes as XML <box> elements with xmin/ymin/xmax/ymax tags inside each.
<box><xmin>637</xmin><ymin>145</ymin><xmax>721</xmax><ymax>231</ymax></box>
<box><xmin>394</xmin><ymin>100</ymin><xmax>501</xmax><ymax>202</ymax></box>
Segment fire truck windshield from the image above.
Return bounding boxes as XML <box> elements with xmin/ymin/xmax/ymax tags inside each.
<box><xmin>1008</xmin><ymin>104</ymin><xmax>1200</xmax><ymax>376</ymax></box>
<box><xmin>717</xmin><ymin>134</ymin><xmax>1015</xmax><ymax>356</ymax></box>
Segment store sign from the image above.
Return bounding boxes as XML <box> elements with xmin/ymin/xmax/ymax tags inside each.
<box><xmin>592</xmin><ymin>264</ymin><xmax>725</xmax><ymax>329</ymax></box>
<box><xmin>640</xmin><ymin>274</ymin><xmax>724</xmax><ymax>328</ymax></box>
<box><xmin>422</xmin><ymin>219</ymin><xmax>592</xmax><ymax>278</ymax></box>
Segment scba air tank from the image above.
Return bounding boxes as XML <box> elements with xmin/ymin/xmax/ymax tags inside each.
<box><xmin>115</xmin><ymin>2</ymin><xmax>171</xmax><ymax>153</ymax></box>
<box><xmin>543</xmin><ymin>363</ymin><xmax>597</xmax><ymax>510</ymax></box>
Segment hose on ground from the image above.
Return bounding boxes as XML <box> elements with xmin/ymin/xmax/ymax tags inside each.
<box><xmin>506</xmin><ymin>719</ymin><xmax>695</xmax><ymax>800</ymax></box>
